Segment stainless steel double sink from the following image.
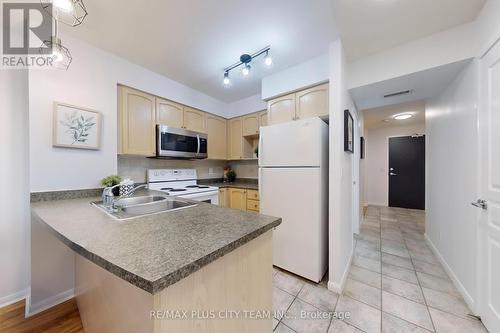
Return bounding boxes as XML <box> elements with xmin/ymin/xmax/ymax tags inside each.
<box><xmin>93</xmin><ymin>194</ymin><xmax>197</xmax><ymax>220</ymax></box>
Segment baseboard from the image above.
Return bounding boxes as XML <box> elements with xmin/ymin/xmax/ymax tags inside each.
<box><xmin>0</xmin><ymin>288</ymin><xmax>29</xmax><ymax>308</ymax></box>
<box><xmin>366</xmin><ymin>202</ymin><xmax>387</xmax><ymax>207</ymax></box>
<box><xmin>26</xmin><ymin>288</ymin><xmax>75</xmax><ymax>317</ymax></box>
<box><xmin>424</xmin><ymin>234</ymin><xmax>476</xmax><ymax>313</ymax></box>
<box><xmin>328</xmin><ymin>250</ymin><xmax>353</xmax><ymax>294</ymax></box>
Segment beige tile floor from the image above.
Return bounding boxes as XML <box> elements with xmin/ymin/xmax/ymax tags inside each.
<box><xmin>272</xmin><ymin>206</ymin><xmax>489</xmax><ymax>333</ymax></box>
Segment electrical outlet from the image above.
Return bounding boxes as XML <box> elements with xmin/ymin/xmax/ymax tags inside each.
<box><xmin>209</xmin><ymin>167</ymin><xmax>214</xmax><ymax>175</ymax></box>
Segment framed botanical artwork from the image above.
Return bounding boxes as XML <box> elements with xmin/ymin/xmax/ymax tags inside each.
<box><xmin>360</xmin><ymin>136</ymin><xmax>365</xmax><ymax>159</ymax></box>
<box><xmin>344</xmin><ymin>109</ymin><xmax>354</xmax><ymax>154</ymax></box>
<box><xmin>53</xmin><ymin>102</ymin><xmax>102</xmax><ymax>150</ymax></box>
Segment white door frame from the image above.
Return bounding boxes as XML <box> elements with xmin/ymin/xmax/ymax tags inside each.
<box><xmin>476</xmin><ymin>36</ymin><xmax>500</xmax><ymax>332</ymax></box>
<box><xmin>352</xmin><ymin>110</ymin><xmax>360</xmax><ymax>234</ymax></box>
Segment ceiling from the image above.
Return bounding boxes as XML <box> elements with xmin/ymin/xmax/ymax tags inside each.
<box><xmin>63</xmin><ymin>0</ymin><xmax>337</xmax><ymax>102</ymax></box>
<box><xmin>333</xmin><ymin>0</ymin><xmax>486</xmax><ymax>61</ymax></box>
<box><xmin>63</xmin><ymin>0</ymin><xmax>486</xmax><ymax>103</ymax></box>
<box><xmin>350</xmin><ymin>59</ymin><xmax>472</xmax><ymax>111</ymax></box>
<box><xmin>362</xmin><ymin>100</ymin><xmax>426</xmax><ymax>129</ymax></box>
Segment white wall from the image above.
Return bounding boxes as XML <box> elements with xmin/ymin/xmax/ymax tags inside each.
<box><xmin>347</xmin><ymin>22</ymin><xmax>477</xmax><ymax>90</ymax></box>
<box><xmin>425</xmin><ymin>60</ymin><xmax>479</xmax><ymax>309</ymax></box>
<box><xmin>364</xmin><ymin>123</ymin><xmax>426</xmax><ymax>206</ymax></box>
<box><xmin>475</xmin><ymin>0</ymin><xmax>500</xmax><ymax>56</ymax></box>
<box><xmin>261</xmin><ymin>54</ymin><xmax>329</xmax><ymax>100</ymax></box>
<box><xmin>226</xmin><ymin>93</ymin><xmax>267</xmax><ymax>118</ymax></box>
<box><xmin>0</xmin><ymin>70</ymin><xmax>31</xmax><ymax>306</ymax></box>
<box><xmin>29</xmin><ymin>33</ymin><xmax>229</xmax><ymax>192</ymax></box>
<box><xmin>328</xmin><ymin>40</ymin><xmax>355</xmax><ymax>293</ymax></box>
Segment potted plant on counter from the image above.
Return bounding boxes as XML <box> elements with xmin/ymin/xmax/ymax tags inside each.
<box><xmin>224</xmin><ymin>167</ymin><xmax>237</xmax><ymax>183</ymax></box>
<box><xmin>101</xmin><ymin>175</ymin><xmax>122</xmax><ymax>196</ymax></box>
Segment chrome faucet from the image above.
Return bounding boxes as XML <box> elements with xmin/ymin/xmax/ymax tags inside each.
<box><xmin>102</xmin><ymin>184</ymin><xmax>148</xmax><ymax>211</ymax></box>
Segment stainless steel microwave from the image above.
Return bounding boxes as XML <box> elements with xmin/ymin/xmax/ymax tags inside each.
<box><xmin>156</xmin><ymin>125</ymin><xmax>207</xmax><ymax>159</ymax></box>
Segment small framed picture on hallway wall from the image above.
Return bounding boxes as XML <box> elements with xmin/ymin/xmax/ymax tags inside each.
<box><xmin>344</xmin><ymin>109</ymin><xmax>354</xmax><ymax>154</ymax></box>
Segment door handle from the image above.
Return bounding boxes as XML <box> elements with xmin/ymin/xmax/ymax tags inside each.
<box><xmin>389</xmin><ymin>172</ymin><xmax>397</xmax><ymax>176</ymax></box>
<box><xmin>471</xmin><ymin>199</ymin><xmax>488</xmax><ymax>210</ymax></box>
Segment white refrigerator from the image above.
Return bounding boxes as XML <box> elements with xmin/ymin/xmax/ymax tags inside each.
<box><xmin>259</xmin><ymin>117</ymin><xmax>329</xmax><ymax>283</ymax></box>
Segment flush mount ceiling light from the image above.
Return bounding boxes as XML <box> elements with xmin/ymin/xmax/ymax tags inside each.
<box><xmin>222</xmin><ymin>46</ymin><xmax>272</xmax><ymax>87</ymax></box>
<box><xmin>393</xmin><ymin>113</ymin><xmax>413</xmax><ymax>120</ymax></box>
<box><xmin>41</xmin><ymin>0</ymin><xmax>88</xmax><ymax>26</ymax></box>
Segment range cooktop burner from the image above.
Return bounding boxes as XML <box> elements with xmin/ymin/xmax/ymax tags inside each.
<box><xmin>186</xmin><ymin>185</ymin><xmax>210</xmax><ymax>189</ymax></box>
<box><xmin>169</xmin><ymin>188</ymin><xmax>187</xmax><ymax>192</ymax></box>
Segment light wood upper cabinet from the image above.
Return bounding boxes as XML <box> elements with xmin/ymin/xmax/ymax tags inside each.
<box><xmin>267</xmin><ymin>93</ymin><xmax>296</xmax><ymax>125</ymax></box>
<box><xmin>229</xmin><ymin>188</ymin><xmax>247</xmax><ymax>211</ymax></box>
<box><xmin>183</xmin><ymin>107</ymin><xmax>206</xmax><ymax>132</ymax></box>
<box><xmin>206</xmin><ymin>115</ymin><xmax>227</xmax><ymax>160</ymax></box>
<box><xmin>119</xmin><ymin>87</ymin><xmax>156</xmax><ymax>156</ymax></box>
<box><xmin>295</xmin><ymin>83</ymin><xmax>329</xmax><ymax>119</ymax></box>
<box><xmin>229</xmin><ymin>118</ymin><xmax>243</xmax><ymax>160</ymax></box>
<box><xmin>242</xmin><ymin>114</ymin><xmax>259</xmax><ymax>136</ymax></box>
<box><xmin>259</xmin><ymin>111</ymin><xmax>268</xmax><ymax>128</ymax></box>
<box><xmin>156</xmin><ymin>98</ymin><xmax>183</xmax><ymax>128</ymax></box>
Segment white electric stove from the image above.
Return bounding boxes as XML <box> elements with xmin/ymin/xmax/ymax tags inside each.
<box><xmin>147</xmin><ymin>169</ymin><xmax>219</xmax><ymax>205</ymax></box>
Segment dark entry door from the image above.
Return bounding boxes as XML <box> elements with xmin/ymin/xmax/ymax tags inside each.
<box><xmin>388</xmin><ymin>136</ymin><xmax>425</xmax><ymax>210</ymax></box>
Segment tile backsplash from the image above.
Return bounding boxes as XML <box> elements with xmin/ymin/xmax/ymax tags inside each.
<box><xmin>118</xmin><ymin>156</ymin><xmax>226</xmax><ymax>183</ymax></box>
<box><xmin>229</xmin><ymin>160</ymin><xmax>258</xmax><ymax>179</ymax></box>
<box><xmin>118</xmin><ymin>156</ymin><xmax>259</xmax><ymax>183</ymax></box>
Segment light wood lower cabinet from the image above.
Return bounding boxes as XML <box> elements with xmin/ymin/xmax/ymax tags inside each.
<box><xmin>75</xmin><ymin>232</ymin><xmax>273</xmax><ymax>333</ymax></box>
<box><xmin>218</xmin><ymin>188</ymin><xmax>230</xmax><ymax>208</ymax></box>
<box><xmin>229</xmin><ymin>188</ymin><xmax>247</xmax><ymax>211</ymax></box>
<box><xmin>221</xmin><ymin>188</ymin><xmax>260</xmax><ymax>213</ymax></box>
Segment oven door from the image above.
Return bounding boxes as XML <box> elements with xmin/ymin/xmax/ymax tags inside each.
<box><xmin>156</xmin><ymin>125</ymin><xmax>207</xmax><ymax>159</ymax></box>
<box><xmin>179</xmin><ymin>191</ymin><xmax>219</xmax><ymax>205</ymax></box>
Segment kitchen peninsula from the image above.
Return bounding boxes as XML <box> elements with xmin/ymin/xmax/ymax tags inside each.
<box><xmin>31</xmin><ymin>192</ymin><xmax>281</xmax><ymax>333</ymax></box>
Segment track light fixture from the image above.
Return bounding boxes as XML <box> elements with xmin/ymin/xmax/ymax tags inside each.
<box><xmin>222</xmin><ymin>46</ymin><xmax>272</xmax><ymax>87</ymax></box>
<box><xmin>223</xmin><ymin>72</ymin><xmax>231</xmax><ymax>88</ymax></box>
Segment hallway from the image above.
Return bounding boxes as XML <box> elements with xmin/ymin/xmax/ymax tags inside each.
<box><xmin>272</xmin><ymin>206</ymin><xmax>488</xmax><ymax>332</ymax></box>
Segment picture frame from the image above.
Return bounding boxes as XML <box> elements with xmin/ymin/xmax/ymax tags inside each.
<box><xmin>344</xmin><ymin>109</ymin><xmax>354</xmax><ymax>154</ymax></box>
<box><xmin>360</xmin><ymin>136</ymin><xmax>365</xmax><ymax>159</ymax></box>
<box><xmin>53</xmin><ymin>102</ymin><xmax>102</xmax><ymax>150</ymax></box>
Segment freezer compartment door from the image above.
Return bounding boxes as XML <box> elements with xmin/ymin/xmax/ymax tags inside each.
<box><xmin>259</xmin><ymin>167</ymin><xmax>328</xmax><ymax>282</ymax></box>
<box><xmin>259</xmin><ymin>117</ymin><xmax>328</xmax><ymax>167</ymax></box>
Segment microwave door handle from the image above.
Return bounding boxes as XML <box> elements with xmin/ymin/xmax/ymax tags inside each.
<box><xmin>196</xmin><ymin>135</ymin><xmax>200</xmax><ymax>156</ymax></box>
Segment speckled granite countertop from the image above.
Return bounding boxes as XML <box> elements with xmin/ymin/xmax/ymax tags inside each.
<box><xmin>31</xmin><ymin>194</ymin><xmax>280</xmax><ymax>294</ymax></box>
<box><xmin>208</xmin><ymin>182</ymin><xmax>259</xmax><ymax>190</ymax></box>
<box><xmin>199</xmin><ymin>179</ymin><xmax>259</xmax><ymax>190</ymax></box>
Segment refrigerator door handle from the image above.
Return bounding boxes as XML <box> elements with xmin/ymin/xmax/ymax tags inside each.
<box><xmin>258</xmin><ymin>132</ymin><xmax>263</xmax><ymax>164</ymax></box>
